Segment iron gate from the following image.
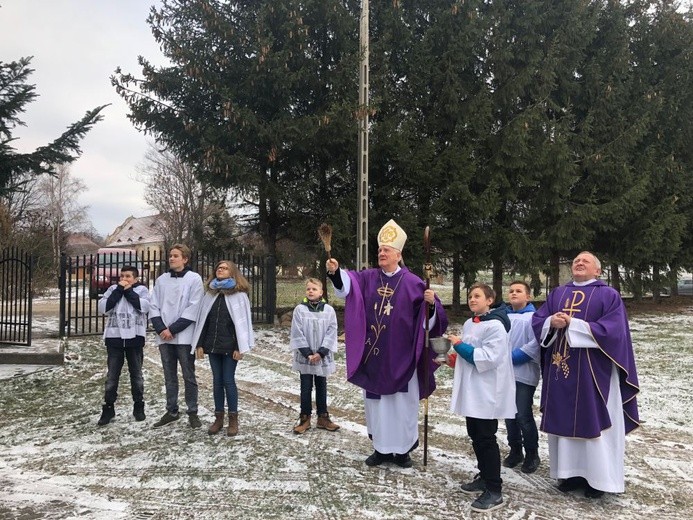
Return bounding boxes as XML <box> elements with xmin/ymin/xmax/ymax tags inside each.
<box><xmin>0</xmin><ymin>247</ymin><xmax>33</xmax><ymax>346</ymax></box>
<box><xmin>59</xmin><ymin>250</ymin><xmax>276</xmax><ymax>337</ymax></box>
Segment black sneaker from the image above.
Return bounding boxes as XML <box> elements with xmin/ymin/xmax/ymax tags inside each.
<box><xmin>460</xmin><ymin>474</ymin><xmax>486</xmax><ymax>495</ymax></box>
<box><xmin>393</xmin><ymin>453</ymin><xmax>413</xmax><ymax>468</ymax></box>
<box><xmin>153</xmin><ymin>411</ymin><xmax>180</xmax><ymax>428</ymax></box>
<box><xmin>470</xmin><ymin>490</ymin><xmax>504</xmax><ymax>513</ymax></box>
<box><xmin>188</xmin><ymin>413</ymin><xmax>202</xmax><ymax>429</ymax></box>
<box><xmin>97</xmin><ymin>404</ymin><xmax>115</xmax><ymax>426</ymax></box>
<box><xmin>365</xmin><ymin>450</ymin><xmax>392</xmax><ymax>467</ymax></box>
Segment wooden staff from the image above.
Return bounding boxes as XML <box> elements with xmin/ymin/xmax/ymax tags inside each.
<box><xmin>423</xmin><ymin>225</ymin><xmax>432</xmax><ymax>466</ymax></box>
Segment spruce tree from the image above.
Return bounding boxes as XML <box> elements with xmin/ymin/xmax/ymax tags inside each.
<box><xmin>113</xmin><ymin>0</ymin><xmax>359</xmax><ymax>258</ymax></box>
<box><xmin>0</xmin><ymin>57</ymin><xmax>105</xmax><ymax>197</ymax></box>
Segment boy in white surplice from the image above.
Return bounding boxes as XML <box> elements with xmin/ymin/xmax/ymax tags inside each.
<box><xmin>290</xmin><ymin>278</ymin><xmax>340</xmax><ymax>434</ymax></box>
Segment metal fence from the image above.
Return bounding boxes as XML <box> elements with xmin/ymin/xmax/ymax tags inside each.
<box><xmin>0</xmin><ymin>247</ymin><xmax>33</xmax><ymax>346</ymax></box>
<box><xmin>59</xmin><ymin>250</ymin><xmax>276</xmax><ymax>337</ymax></box>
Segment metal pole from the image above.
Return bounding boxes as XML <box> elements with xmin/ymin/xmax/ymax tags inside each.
<box><xmin>356</xmin><ymin>0</ymin><xmax>369</xmax><ymax>270</ymax></box>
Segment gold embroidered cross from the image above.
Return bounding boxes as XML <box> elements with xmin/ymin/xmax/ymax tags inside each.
<box><xmin>552</xmin><ymin>289</ymin><xmax>586</xmax><ymax>379</ymax></box>
<box><xmin>562</xmin><ymin>290</ymin><xmax>585</xmax><ymax>317</ymax></box>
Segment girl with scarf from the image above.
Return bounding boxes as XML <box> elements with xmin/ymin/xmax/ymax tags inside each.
<box><xmin>191</xmin><ymin>260</ymin><xmax>254</xmax><ymax>436</ymax></box>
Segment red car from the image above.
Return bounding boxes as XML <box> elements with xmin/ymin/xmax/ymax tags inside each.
<box><xmin>89</xmin><ymin>248</ymin><xmax>149</xmax><ymax>299</ymax></box>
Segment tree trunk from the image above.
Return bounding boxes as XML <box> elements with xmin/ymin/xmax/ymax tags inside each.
<box><xmin>530</xmin><ymin>271</ymin><xmax>542</xmax><ymax>298</ymax></box>
<box><xmin>610</xmin><ymin>262</ymin><xmax>621</xmax><ymax>293</ymax></box>
<box><xmin>549</xmin><ymin>251</ymin><xmax>560</xmax><ymax>290</ymax></box>
<box><xmin>452</xmin><ymin>252</ymin><xmax>461</xmax><ymax>312</ymax></box>
<box><xmin>669</xmin><ymin>262</ymin><xmax>679</xmax><ymax>296</ymax></box>
<box><xmin>652</xmin><ymin>263</ymin><xmax>661</xmax><ymax>303</ymax></box>
<box><xmin>632</xmin><ymin>270</ymin><xmax>643</xmax><ymax>301</ymax></box>
<box><xmin>492</xmin><ymin>254</ymin><xmax>503</xmax><ymax>303</ymax></box>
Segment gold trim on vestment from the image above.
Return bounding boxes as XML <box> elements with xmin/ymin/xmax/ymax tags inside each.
<box><xmin>545</xmin><ymin>283</ymin><xmax>641</xmax><ymax>436</ymax></box>
<box><xmin>363</xmin><ymin>271</ymin><xmax>404</xmax><ymax>365</ymax></box>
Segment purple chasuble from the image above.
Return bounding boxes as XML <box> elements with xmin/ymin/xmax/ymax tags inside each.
<box><xmin>532</xmin><ymin>280</ymin><xmax>640</xmax><ymax>438</ymax></box>
<box><xmin>343</xmin><ymin>267</ymin><xmax>448</xmax><ymax>399</ymax></box>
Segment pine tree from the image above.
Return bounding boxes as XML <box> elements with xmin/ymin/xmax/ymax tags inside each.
<box><xmin>0</xmin><ymin>57</ymin><xmax>106</xmax><ymax>197</ymax></box>
<box><xmin>366</xmin><ymin>0</ymin><xmax>494</xmax><ymax>280</ymax></box>
<box><xmin>613</xmin><ymin>1</ymin><xmax>693</xmax><ymax>297</ymax></box>
<box><xmin>473</xmin><ymin>0</ymin><xmax>600</xmax><ymax>289</ymax></box>
<box><xmin>112</xmin><ymin>0</ymin><xmax>359</xmax><ymax>258</ymax></box>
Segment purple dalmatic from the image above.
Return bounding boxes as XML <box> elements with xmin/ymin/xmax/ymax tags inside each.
<box><xmin>532</xmin><ymin>280</ymin><xmax>640</xmax><ymax>438</ymax></box>
<box><xmin>343</xmin><ymin>267</ymin><xmax>448</xmax><ymax>399</ymax></box>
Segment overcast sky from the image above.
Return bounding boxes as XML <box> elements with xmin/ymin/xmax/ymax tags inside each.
<box><xmin>0</xmin><ymin>0</ymin><xmax>165</xmax><ymax>237</ymax></box>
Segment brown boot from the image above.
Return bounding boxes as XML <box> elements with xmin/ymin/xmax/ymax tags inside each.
<box><xmin>227</xmin><ymin>412</ymin><xmax>238</xmax><ymax>437</ymax></box>
<box><xmin>293</xmin><ymin>414</ymin><xmax>311</xmax><ymax>434</ymax></box>
<box><xmin>208</xmin><ymin>412</ymin><xmax>224</xmax><ymax>435</ymax></box>
<box><xmin>317</xmin><ymin>412</ymin><xmax>340</xmax><ymax>432</ymax></box>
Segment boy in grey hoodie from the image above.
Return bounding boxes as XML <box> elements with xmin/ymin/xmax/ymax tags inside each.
<box><xmin>97</xmin><ymin>265</ymin><xmax>151</xmax><ymax>426</ymax></box>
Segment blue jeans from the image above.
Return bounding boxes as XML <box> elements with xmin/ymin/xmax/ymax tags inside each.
<box><xmin>300</xmin><ymin>373</ymin><xmax>327</xmax><ymax>416</ymax></box>
<box><xmin>104</xmin><ymin>345</ymin><xmax>144</xmax><ymax>405</ymax></box>
<box><xmin>158</xmin><ymin>344</ymin><xmax>198</xmax><ymax>415</ymax></box>
<box><xmin>505</xmin><ymin>381</ymin><xmax>539</xmax><ymax>450</ymax></box>
<box><xmin>208</xmin><ymin>352</ymin><xmax>238</xmax><ymax>413</ymax></box>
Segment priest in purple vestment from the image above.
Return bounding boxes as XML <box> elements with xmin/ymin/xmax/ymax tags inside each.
<box><xmin>326</xmin><ymin>219</ymin><xmax>448</xmax><ymax>468</ymax></box>
<box><xmin>532</xmin><ymin>251</ymin><xmax>639</xmax><ymax>498</ymax></box>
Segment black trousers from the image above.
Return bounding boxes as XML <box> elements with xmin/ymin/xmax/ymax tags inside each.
<box><xmin>466</xmin><ymin>417</ymin><xmax>502</xmax><ymax>493</ymax></box>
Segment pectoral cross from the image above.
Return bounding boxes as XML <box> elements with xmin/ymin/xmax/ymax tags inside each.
<box><xmin>383</xmin><ymin>301</ymin><xmax>393</xmax><ymax>315</ymax></box>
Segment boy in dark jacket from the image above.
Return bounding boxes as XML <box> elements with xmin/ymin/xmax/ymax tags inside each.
<box><xmin>97</xmin><ymin>265</ymin><xmax>150</xmax><ymax>425</ymax></box>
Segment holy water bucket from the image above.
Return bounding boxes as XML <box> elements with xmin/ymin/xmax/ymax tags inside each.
<box><xmin>429</xmin><ymin>336</ymin><xmax>452</xmax><ymax>363</ymax></box>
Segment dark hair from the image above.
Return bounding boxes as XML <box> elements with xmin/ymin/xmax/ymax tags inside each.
<box><xmin>121</xmin><ymin>265</ymin><xmax>139</xmax><ymax>278</ymax></box>
<box><xmin>509</xmin><ymin>280</ymin><xmax>531</xmax><ymax>294</ymax></box>
<box><xmin>469</xmin><ymin>282</ymin><xmax>495</xmax><ymax>300</ymax></box>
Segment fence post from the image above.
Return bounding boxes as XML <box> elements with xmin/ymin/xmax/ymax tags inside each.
<box><xmin>59</xmin><ymin>254</ymin><xmax>67</xmax><ymax>338</ymax></box>
<box><xmin>265</xmin><ymin>255</ymin><xmax>276</xmax><ymax>324</ymax></box>
<box><xmin>25</xmin><ymin>249</ymin><xmax>33</xmax><ymax>345</ymax></box>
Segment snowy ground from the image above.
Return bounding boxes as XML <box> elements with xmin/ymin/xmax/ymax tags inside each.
<box><xmin>0</xmin><ymin>305</ymin><xmax>692</xmax><ymax>519</ymax></box>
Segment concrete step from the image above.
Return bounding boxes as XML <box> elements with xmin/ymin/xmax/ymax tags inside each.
<box><xmin>0</xmin><ymin>339</ymin><xmax>64</xmax><ymax>365</ymax></box>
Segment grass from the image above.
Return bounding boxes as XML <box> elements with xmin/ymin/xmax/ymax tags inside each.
<box><xmin>1</xmin><ymin>308</ymin><xmax>692</xmax><ymax>519</ymax></box>
<box><xmin>276</xmin><ymin>277</ymin><xmax>461</xmax><ymax>312</ymax></box>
